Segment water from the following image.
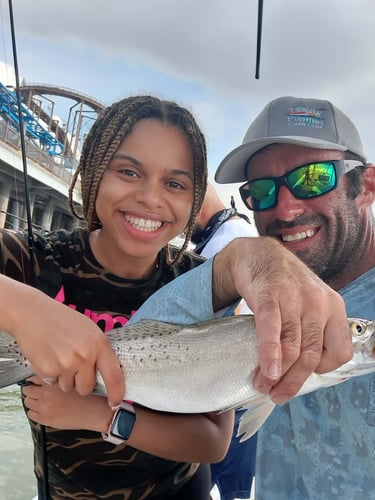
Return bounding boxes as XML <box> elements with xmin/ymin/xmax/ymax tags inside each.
<box><xmin>0</xmin><ymin>386</ymin><xmax>36</xmax><ymax>500</ymax></box>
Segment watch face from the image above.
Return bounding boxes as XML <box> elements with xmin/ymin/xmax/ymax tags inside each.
<box><xmin>111</xmin><ymin>409</ymin><xmax>136</xmax><ymax>440</ymax></box>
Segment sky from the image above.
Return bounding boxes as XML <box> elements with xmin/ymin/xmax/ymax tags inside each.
<box><xmin>0</xmin><ymin>0</ymin><xmax>374</xmax><ymax>213</ymax></box>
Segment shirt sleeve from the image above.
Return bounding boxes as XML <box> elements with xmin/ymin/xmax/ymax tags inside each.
<box><xmin>128</xmin><ymin>258</ymin><xmax>237</xmax><ymax>325</ymax></box>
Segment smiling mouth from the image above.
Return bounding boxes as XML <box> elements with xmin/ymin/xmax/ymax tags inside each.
<box><xmin>125</xmin><ymin>215</ymin><xmax>163</xmax><ymax>232</ymax></box>
<box><xmin>281</xmin><ymin>229</ymin><xmax>315</xmax><ymax>242</ymax></box>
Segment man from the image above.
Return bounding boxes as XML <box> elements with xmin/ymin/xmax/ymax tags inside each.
<box><xmin>132</xmin><ymin>95</ymin><xmax>374</xmax><ymax>498</ymax></box>
<box><xmin>214</xmin><ymin>96</ymin><xmax>375</xmax><ymax>498</ymax></box>
<box><xmin>191</xmin><ymin>182</ymin><xmax>257</xmax><ymax>500</ymax></box>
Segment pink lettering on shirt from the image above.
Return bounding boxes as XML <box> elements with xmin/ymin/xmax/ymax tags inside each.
<box><xmin>54</xmin><ymin>285</ymin><xmax>135</xmax><ymax>332</ymax></box>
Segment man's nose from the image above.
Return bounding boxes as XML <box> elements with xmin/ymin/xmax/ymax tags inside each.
<box><xmin>273</xmin><ymin>185</ymin><xmax>305</xmax><ymax>221</ymax></box>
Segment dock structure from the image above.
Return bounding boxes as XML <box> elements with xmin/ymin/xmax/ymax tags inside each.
<box><xmin>0</xmin><ymin>81</ymin><xmax>104</xmax><ymax>231</ymax></box>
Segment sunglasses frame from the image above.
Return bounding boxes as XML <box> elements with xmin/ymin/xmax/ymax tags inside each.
<box><xmin>239</xmin><ymin>160</ymin><xmax>364</xmax><ymax>212</ymax></box>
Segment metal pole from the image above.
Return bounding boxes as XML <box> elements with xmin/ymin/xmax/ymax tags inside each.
<box><xmin>255</xmin><ymin>0</ymin><xmax>264</xmax><ymax>79</ymax></box>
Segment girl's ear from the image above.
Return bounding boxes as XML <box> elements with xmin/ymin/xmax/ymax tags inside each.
<box><xmin>358</xmin><ymin>164</ymin><xmax>375</xmax><ymax>210</ymax></box>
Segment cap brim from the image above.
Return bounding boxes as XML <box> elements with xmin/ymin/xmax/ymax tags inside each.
<box><xmin>214</xmin><ymin>136</ymin><xmax>347</xmax><ymax>184</ymax></box>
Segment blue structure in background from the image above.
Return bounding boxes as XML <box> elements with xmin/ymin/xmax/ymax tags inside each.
<box><xmin>0</xmin><ymin>81</ymin><xmax>63</xmax><ymax>156</ymax></box>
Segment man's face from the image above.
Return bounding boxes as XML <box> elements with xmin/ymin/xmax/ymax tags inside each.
<box><xmin>247</xmin><ymin>144</ymin><xmax>363</xmax><ymax>285</ymax></box>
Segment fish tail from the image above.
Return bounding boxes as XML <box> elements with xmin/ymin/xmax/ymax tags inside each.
<box><xmin>237</xmin><ymin>394</ymin><xmax>275</xmax><ymax>442</ymax></box>
<box><xmin>0</xmin><ymin>330</ymin><xmax>34</xmax><ymax>388</ymax></box>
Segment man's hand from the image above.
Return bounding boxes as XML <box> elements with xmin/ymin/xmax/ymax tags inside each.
<box><xmin>213</xmin><ymin>236</ymin><xmax>353</xmax><ymax>403</ymax></box>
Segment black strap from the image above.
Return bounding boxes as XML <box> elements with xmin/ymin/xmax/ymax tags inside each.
<box><xmin>194</xmin><ymin>207</ymin><xmax>242</xmax><ymax>255</ymax></box>
<box><xmin>231</xmin><ymin>196</ymin><xmax>251</xmax><ymax>224</ymax></box>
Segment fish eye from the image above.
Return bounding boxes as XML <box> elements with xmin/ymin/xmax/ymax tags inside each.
<box><xmin>356</xmin><ymin>324</ymin><xmax>364</xmax><ymax>334</ymax></box>
<box><xmin>352</xmin><ymin>321</ymin><xmax>365</xmax><ymax>336</ymax></box>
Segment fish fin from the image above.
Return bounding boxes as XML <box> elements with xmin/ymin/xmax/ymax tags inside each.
<box><xmin>106</xmin><ymin>320</ymin><xmax>183</xmax><ymax>342</ymax></box>
<box><xmin>237</xmin><ymin>394</ymin><xmax>275</xmax><ymax>442</ymax></box>
<box><xmin>0</xmin><ymin>330</ymin><xmax>34</xmax><ymax>388</ymax></box>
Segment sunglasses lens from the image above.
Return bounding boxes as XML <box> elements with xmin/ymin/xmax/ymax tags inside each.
<box><xmin>288</xmin><ymin>162</ymin><xmax>336</xmax><ymax>198</ymax></box>
<box><xmin>247</xmin><ymin>179</ymin><xmax>276</xmax><ymax>210</ymax></box>
<box><xmin>241</xmin><ymin>161</ymin><xmax>338</xmax><ymax>211</ymax></box>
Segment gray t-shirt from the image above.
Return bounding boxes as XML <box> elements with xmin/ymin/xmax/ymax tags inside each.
<box><xmin>256</xmin><ymin>267</ymin><xmax>375</xmax><ymax>500</ymax></box>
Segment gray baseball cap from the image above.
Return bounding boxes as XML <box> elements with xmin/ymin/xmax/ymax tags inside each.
<box><xmin>215</xmin><ymin>96</ymin><xmax>367</xmax><ymax>184</ymax></box>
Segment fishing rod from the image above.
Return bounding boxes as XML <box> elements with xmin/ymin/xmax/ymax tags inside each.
<box><xmin>7</xmin><ymin>0</ymin><xmax>50</xmax><ymax>497</ymax></box>
<box><xmin>255</xmin><ymin>0</ymin><xmax>264</xmax><ymax>79</ymax></box>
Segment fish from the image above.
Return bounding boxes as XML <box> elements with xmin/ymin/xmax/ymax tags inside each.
<box><xmin>0</xmin><ymin>315</ymin><xmax>374</xmax><ymax>441</ymax></box>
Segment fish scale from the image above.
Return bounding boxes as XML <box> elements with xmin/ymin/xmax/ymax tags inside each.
<box><xmin>106</xmin><ymin>317</ymin><xmax>259</xmax><ymax>413</ymax></box>
<box><xmin>0</xmin><ymin>315</ymin><xmax>374</xmax><ymax>441</ymax></box>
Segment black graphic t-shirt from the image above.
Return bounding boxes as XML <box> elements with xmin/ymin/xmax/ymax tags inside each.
<box><xmin>0</xmin><ymin>227</ymin><xmax>205</xmax><ymax>499</ymax></box>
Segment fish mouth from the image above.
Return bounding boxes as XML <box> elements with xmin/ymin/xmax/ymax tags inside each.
<box><xmin>123</xmin><ymin>214</ymin><xmax>164</xmax><ymax>232</ymax></box>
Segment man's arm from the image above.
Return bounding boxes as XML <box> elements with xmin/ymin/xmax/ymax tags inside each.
<box><xmin>128</xmin><ymin>258</ymin><xmax>238</xmax><ymax>325</ymax></box>
<box><xmin>130</xmin><ymin>236</ymin><xmax>353</xmax><ymax>401</ymax></box>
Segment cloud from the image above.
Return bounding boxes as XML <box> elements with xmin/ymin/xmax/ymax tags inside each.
<box><xmin>2</xmin><ymin>0</ymin><xmax>374</xmax><ymax>167</ymax></box>
<box><xmin>10</xmin><ymin>0</ymin><xmax>373</xmax><ymax>92</ymax></box>
<box><xmin>0</xmin><ymin>61</ymin><xmax>15</xmax><ymax>86</ymax></box>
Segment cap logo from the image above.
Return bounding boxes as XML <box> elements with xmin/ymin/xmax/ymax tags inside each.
<box><xmin>287</xmin><ymin>106</ymin><xmax>324</xmax><ymax>129</ymax></box>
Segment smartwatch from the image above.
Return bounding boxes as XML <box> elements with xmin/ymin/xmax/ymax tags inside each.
<box><xmin>102</xmin><ymin>401</ymin><xmax>136</xmax><ymax>445</ymax></box>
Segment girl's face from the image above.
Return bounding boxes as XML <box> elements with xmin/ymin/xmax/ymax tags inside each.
<box><xmin>93</xmin><ymin>118</ymin><xmax>195</xmax><ymax>277</ymax></box>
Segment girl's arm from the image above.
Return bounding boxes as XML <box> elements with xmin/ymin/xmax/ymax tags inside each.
<box><xmin>23</xmin><ymin>377</ymin><xmax>233</xmax><ymax>463</ymax></box>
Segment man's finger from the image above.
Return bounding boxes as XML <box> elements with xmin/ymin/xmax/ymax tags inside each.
<box><xmin>315</xmin><ymin>317</ymin><xmax>353</xmax><ymax>373</ymax></box>
<box><xmin>252</xmin><ymin>300</ymin><xmax>283</xmax><ymax>386</ymax></box>
<box><xmin>269</xmin><ymin>317</ymin><xmax>323</xmax><ymax>403</ymax></box>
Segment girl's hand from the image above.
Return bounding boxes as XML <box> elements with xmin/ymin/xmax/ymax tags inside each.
<box><xmin>22</xmin><ymin>376</ymin><xmax>112</xmax><ymax>431</ymax></box>
<box><xmin>0</xmin><ymin>275</ymin><xmax>124</xmax><ymax>407</ymax></box>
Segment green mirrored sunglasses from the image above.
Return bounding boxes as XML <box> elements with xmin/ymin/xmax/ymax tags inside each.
<box><xmin>239</xmin><ymin>160</ymin><xmax>364</xmax><ymax>212</ymax></box>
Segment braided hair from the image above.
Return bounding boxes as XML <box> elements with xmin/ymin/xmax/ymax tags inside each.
<box><xmin>68</xmin><ymin>95</ymin><xmax>207</xmax><ymax>265</ymax></box>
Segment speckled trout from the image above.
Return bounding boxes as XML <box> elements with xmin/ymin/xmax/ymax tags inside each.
<box><xmin>0</xmin><ymin>315</ymin><xmax>375</xmax><ymax>441</ymax></box>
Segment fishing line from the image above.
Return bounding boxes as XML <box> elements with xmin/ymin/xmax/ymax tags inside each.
<box><xmin>7</xmin><ymin>0</ymin><xmax>50</xmax><ymax>497</ymax></box>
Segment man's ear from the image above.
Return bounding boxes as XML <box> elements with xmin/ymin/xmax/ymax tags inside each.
<box><xmin>358</xmin><ymin>164</ymin><xmax>375</xmax><ymax>210</ymax></box>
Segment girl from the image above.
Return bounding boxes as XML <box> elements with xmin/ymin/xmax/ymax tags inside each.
<box><xmin>0</xmin><ymin>95</ymin><xmax>233</xmax><ymax>499</ymax></box>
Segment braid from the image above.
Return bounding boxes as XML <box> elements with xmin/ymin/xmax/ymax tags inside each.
<box><xmin>68</xmin><ymin>95</ymin><xmax>207</xmax><ymax>265</ymax></box>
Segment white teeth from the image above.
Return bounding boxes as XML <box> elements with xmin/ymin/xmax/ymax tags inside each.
<box><xmin>282</xmin><ymin>229</ymin><xmax>314</xmax><ymax>242</ymax></box>
<box><xmin>125</xmin><ymin>215</ymin><xmax>163</xmax><ymax>232</ymax></box>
